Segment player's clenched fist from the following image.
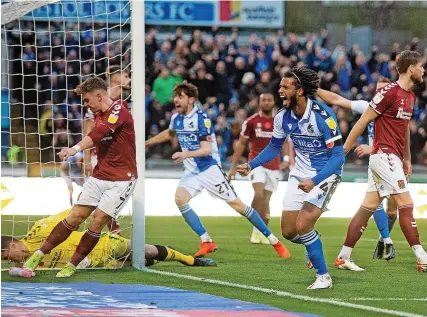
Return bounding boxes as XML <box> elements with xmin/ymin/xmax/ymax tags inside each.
<box><xmin>58</xmin><ymin>148</ymin><xmax>77</xmax><ymax>161</ymax></box>
<box><xmin>172</xmin><ymin>151</ymin><xmax>188</xmax><ymax>163</ymax></box>
<box><xmin>298</xmin><ymin>178</ymin><xmax>315</xmax><ymax>193</ymax></box>
<box><xmin>237</xmin><ymin>163</ymin><xmax>251</xmax><ymax>176</ymax></box>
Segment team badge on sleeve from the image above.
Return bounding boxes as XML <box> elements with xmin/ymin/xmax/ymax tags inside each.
<box><xmin>204</xmin><ymin>119</ymin><xmax>211</xmax><ymax>129</ymax></box>
<box><xmin>372</xmin><ymin>92</ymin><xmax>384</xmax><ymax>105</ymax></box>
<box><xmin>108</xmin><ymin>114</ymin><xmax>118</xmax><ymax>124</ymax></box>
<box><xmin>325</xmin><ymin>117</ymin><xmax>337</xmax><ymax>129</ymax></box>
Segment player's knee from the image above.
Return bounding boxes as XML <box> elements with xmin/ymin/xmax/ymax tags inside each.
<box><xmin>253</xmin><ymin>191</ymin><xmax>264</xmax><ymax>202</ymax></box>
<box><xmin>90</xmin><ymin>213</ymin><xmax>110</xmax><ymax>232</ymax></box>
<box><xmin>295</xmin><ymin>219</ymin><xmax>312</xmax><ymax>236</ymax></box>
<box><xmin>281</xmin><ymin>228</ymin><xmax>298</xmax><ymax>241</ymax></box>
<box><xmin>144</xmin><ymin>244</ymin><xmax>158</xmax><ymax>258</ymax></box>
<box><xmin>387</xmin><ymin>209</ymin><xmax>397</xmax><ymax>219</ymax></box>
<box><xmin>175</xmin><ymin>193</ymin><xmax>189</xmax><ymax>207</ymax></box>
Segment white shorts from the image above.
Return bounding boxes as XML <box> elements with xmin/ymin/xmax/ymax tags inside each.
<box><xmin>178</xmin><ymin>164</ymin><xmax>238</xmax><ymax>203</ymax></box>
<box><xmin>91</xmin><ymin>154</ymin><xmax>98</xmax><ymax>168</ymax></box>
<box><xmin>76</xmin><ymin>176</ymin><xmax>137</xmax><ymax>218</ymax></box>
<box><xmin>367</xmin><ymin>153</ymin><xmax>408</xmax><ymax>198</ymax></box>
<box><xmin>282</xmin><ymin>174</ymin><xmax>341</xmax><ymax>211</ymax></box>
<box><xmin>249</xmin><ymin>166</ymin><xmax>280</xmax><ymax>192</ymax></box>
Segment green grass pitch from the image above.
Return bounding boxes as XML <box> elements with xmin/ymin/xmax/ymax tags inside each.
<box><xmin>2</xmin><ymin>216</ymin><xmax>427</xmax><ymax>317</ymax></box>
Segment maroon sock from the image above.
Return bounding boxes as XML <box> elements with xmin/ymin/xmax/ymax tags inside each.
<box><xmin>344</xmin><ymin>206</ymin><xmax>372</xmax><ymax>248</ymax></box>
<box><xmin>40</xmin><ymin>219</ymin><xmax>76</xmax><ymax>254</ymax></box>
<box><xmin>107</xmin><ymin>218</ymin><xmax>121</xmax><ymax>235</ymax></box>
<box><xmin>399</xmin><ymin>205</ymin><xmax>420</xmax><ymax>247</ymax></box>
<box><xmin>70</xmin><ymin>229</ymin><xmax>101</xmax><ymax>266</ymax></box>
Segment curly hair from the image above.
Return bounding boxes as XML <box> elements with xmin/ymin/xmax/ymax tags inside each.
<box><xmin>284</xmin><ymin>66</ymin><xmax>320</xmax><ymax>98</ymax></box>
<box><xmin>172</xmin><ymin>80</ymin><xmax>199</xmax><ymax>100</ymax></box>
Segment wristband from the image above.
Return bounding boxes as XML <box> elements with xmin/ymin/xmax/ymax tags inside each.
<box><xmin>72</xmin><ymin>145</ymin><xmax>82</xmax><ymax>153</ymax></box>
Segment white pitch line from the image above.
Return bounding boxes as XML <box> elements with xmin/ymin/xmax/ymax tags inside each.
<box><xmin>147</xmin><ymin>269</ymin><xmax>426</xmax><ymax>317</ymax></box>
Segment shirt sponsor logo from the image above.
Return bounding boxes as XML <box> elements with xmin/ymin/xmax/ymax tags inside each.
<box><xmin>396</xmin><ymin>107</ymin><xmax>412</xmax><ymax>120</ymax></box>
<box><xmin>255</xmin><ymin>129</ymin><xmax>273</xmax><ymax>138</ymax></box>
<box><xmin>178</xmin><ymin>133</ymin><xmax>198</xmax><ymax>144</ymax></box>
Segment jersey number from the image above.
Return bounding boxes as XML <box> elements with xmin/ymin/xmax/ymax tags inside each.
<box><xmin>215</xmin><ymin>181</ymin><xmax>230</xmax><ymax>194</ymax></box>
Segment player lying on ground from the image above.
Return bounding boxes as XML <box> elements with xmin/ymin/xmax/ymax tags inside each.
<box><xmin>83</xmin><ymin>65</ymin><xmax>131</xmax><ymax>234</ymax></box>
<box><xmin>229</xmin><ymin>93</ymin><xmax>289</xmax><ymax>245</ymax></box>
<box><xmin>17</xmin><ymin>77</ymin><xmax>138</xmax><ymax>278</ymax></box>
<box><xmin>317</xmin><ymin>77</ymin><xmax>398</xmax><ymax>264</ymax></box>
<box><xmin>336</xmin><ymin>50</ymin><xmax>427</xmax><ymax>272</ymax></box>
<box><xmin>238</xmin><ymin>67</ymin><xmax>345</xmax><ymax>290</ymax></box>
<box><xmin>145</xmin><ymin>82</ymin><xmax>290</xmax><ymax>259</ymax></box>
<box><xmin>2</xmin><ymin>209</ymin><xmax>216</xmax><ymax>269</ymax></box>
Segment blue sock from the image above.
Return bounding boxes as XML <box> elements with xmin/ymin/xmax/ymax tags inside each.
<box><xmin>301</xmin><ymin>230</ymin><xmax>328</xmax><ymax>275</ymax></box>
<box><xmin>243</xmin><ymin>206</ymin><xmax>272</xmax><ymax>237</ymax></box>
<box><xmin>373</xmin><ymin>206</ymin><xmax>390</xmax><ymax>240</ymax></box>
<box><xmin>178</xmin><ymin>204</ymin><xmax>207</xmax><ymax>236</ymax></box>
<box><xmin>290</xmin><ymin>235</ymin><xmax>303</xmax><ymax>244</ymax></box>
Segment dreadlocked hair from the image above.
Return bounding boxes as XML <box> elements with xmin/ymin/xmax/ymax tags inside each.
<box><xmin>284</xmin><ymin>66</ymin><xmax>320</xmax><ymax>98</ymax></box>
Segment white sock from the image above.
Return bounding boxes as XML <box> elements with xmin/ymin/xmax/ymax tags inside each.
<box><xmin>383</xmin><ymin>237</ymin><xmax>393</xmax><ymax>244</ymax></box>
<box><xmin>252</xmin><ymin>226</ymin><xmax>260</xmax><ymax>234</ymax></box>
<box><xmin>200</xmin><ymin>232</ymin><xmax>212</xmax><ymax>243</ymax></box>
<box><xmin>412</xmin><ymin>245</ymin><xmax>427</xmax><ymax>259</ymax></box>
<box><xmin>267</xmin><ymin>234</ymin><xmax>279</xmax><ymax>245</ymax></box>
<box><xmin>338</xmin><ymin>246</ymin><xmax>353</xmax><ymax>260</ymax></box>
<box><xmin>35</xmin><ymin>250</ymin><xmax>45</xmax><ymax>256</ymax></box>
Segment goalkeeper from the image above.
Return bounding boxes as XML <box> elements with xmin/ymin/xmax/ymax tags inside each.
<box><xmin>2</xmin><ymin>209</ymin><xmax>216</xmax><ymax>269</ymax></box>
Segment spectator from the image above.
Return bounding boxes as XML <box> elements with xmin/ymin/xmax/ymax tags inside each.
<box><xmin>152</xmin><ymin>68</ymin><xmax>182</xmax><ymax>106</ymax></box>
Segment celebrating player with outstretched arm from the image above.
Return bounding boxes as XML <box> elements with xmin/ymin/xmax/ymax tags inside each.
<box><xmin>229</xmin><ymin>93</ymin><xmax>286</xmax><ymax>245</ymax></box>
<box><xmin>146</xmin><ymin>82</ymin><xmax>290</xmax><ymax>259</ymax></box>
<box><xmin>335</xmin><ymin>50</ymin><xmax>427</xmax><ymax>272</ymax></box>
<box><xmin>317</xmin><ymin>77</ymin><xmax>398</xmax><ymax>264</ymax></box>
<box><xmin>238</xmin><ymin>67</ymin><xmax>345</xmax><ymax>289</ymax></box>
<box><xmin>15</xmin><ymin>77</ymin><xmax>138</xmax><ymax>278</ymax></box>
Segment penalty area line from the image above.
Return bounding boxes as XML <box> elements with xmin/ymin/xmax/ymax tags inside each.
<box><xmin>146</xmin><ymin>269</ymin><xmax>423</xmax><ymax>317</ymax></box>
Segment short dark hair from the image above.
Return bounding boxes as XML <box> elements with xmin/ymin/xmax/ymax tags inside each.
<box><xmin>1</xmin><ymin>235</ymin><xmax>19</xmax><ymax>252</ymax></box>
<box><xmin>284</xmin><ymin>66</ymin><xmax>320</xmax><ymax>97</ymax></box>
<box><xmin>75</xmin><ymin>77</ymin><xmax>108</xmax><ymax>95</ymax></box>
<box><xmin>107</xmin><ymin>65</ymin><xmax>128</xmax><ymax>83</ymax></box>
<box><xmin>173</xmin><ymin>81</ymin><xmax>199</xmax><ymax>99</ymax></box>
<box><xmin>396</xmin><ymin>50</ymin><xmax>422</xmax><ymax>74</ymax></box>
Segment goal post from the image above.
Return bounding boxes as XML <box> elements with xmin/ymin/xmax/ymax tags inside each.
<box><xmin>1</xmin><ymin>0</ymin><xmax>145</xmax><ymax>271</ymax></box>
<box><xmin>130</xmin><ymin>0</ymin><xmax>145</xmax><ymax>270</ymax></box>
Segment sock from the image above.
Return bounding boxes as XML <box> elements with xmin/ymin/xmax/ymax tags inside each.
<box><xmin>40</xmin><ymin>219</ymin><xmax>76</xmax><ymax>254</ymax></box>
<box><xmin>243</xmin><ymin>206</ymin><xmax>278</xmax><ymax>244</ymax></box>
<box><xmin>344</xmin><ymin>206</ymin><xmax>372</xmax><ymax>248</ymax></box>
<box><xmin>70</xmin><ymin>229</ymin><xmax>100</xmax><ymax>266</ymax></box>
<box><xmin>301</xmin><ymin>230</ymin><xmax>328</xmax><ymax>275</ymax></box>
<box><xmin>154</xmin><ymin>245</ymin><xmax>195</xmax><ymax>266</ymax></box>
<box><xmin>388</xmin><ymin>214</ymin><xmax>397</xmax><ymax>233</ymax></box>
<box><xmin>338</xmin><ymin>245</ymin><xmax>353</xmax><ymax>260</ymax></box>
<box><xmin>412</xmin><ymin>245</ymin><xmax>427</xmax><ymax>259</ymax></box>
<box><xmin>252</xmin><ymin>226</ymin><xmax>260</xmax><ymax>235</ymax></box>
<box><xmin>290</xmin><ymin>235</ymin><xmax>303</xmax><ymax>244</ymax></box>
<box><xmin>178</xmin><ymin>204</ymin><xmax>209</xmax><ymax>239</ymax></box>
<box><xmin>106</xmin><ymin>218</ymin><xmax>121</xmax><ymax>235</ymax></box>
<box><xmin>373</xmin><ymin>206</ymin><xmax>390</xmax><ymax>240</ymax></box>
<box><xmin>398</xmin><ymin>205</ymin><xmax>420</xmax><ymax>247</ymax></box>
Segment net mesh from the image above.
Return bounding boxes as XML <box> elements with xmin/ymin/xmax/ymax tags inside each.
<box><xmin>1</xmin><ymin>0</ymin><xmax>133</xmax><ymax>270</ymax></box>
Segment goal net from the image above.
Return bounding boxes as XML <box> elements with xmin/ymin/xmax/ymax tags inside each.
<box><xmin>1</xmin><ymin>0</ymin><xmax>136</xmax><ymax>270</ymax></box>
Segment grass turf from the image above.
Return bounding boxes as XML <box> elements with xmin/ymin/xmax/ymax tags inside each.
<box><xmin>2</xmin><ymin>216</ymin><xmax>427</xmax><ymax>317</ymax></box>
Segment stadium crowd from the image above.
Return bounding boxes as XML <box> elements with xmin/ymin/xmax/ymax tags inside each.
<box><xmin>3</xmin><ymin>20</ymin><xmax>427</xmax><ymax>165</ymax></box>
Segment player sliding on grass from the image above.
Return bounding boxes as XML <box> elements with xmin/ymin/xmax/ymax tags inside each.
<box><xmin>15</xmin><ymin>77</ymin><xmax>138</xmax><ymax>278</ymax></box>
<box><xmin>238</xmin><ymin>67</ymin><xmax>345</xmax><ymax>289</ymax></box>
<box><xmin>145</xmin><ymin>82</ymin><xmax>290</xmax><ymax>259</ymax></box>
<box><xmin>335</xmin><ymin>50</ymin><xmax>427</xmax><ymax>273</ymax></box>
<box><xmin>229</xmin><ymin>93</ymin><xmax>286</xmax><ymax>245</ymax></box>
<box><xmin>3</xmin><ymin>209</ymin><xmax>216</xmax><ymax>270</ymax></box>
<box><xmin>317</xmin><ymin>77</ymin><xmax>398</xmax><ymax>263</ymax></box>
